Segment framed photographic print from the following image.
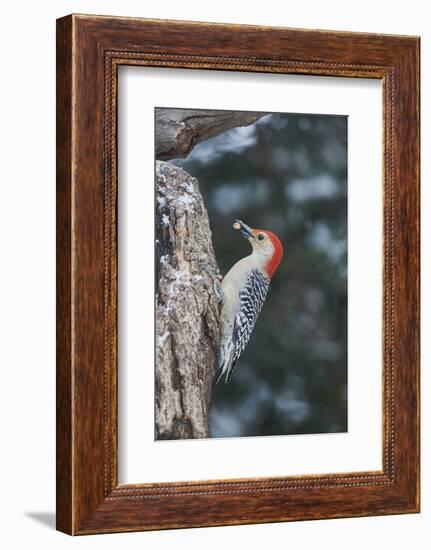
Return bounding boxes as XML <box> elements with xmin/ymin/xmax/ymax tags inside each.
<box><xmin>56</xmin><ymin>14</ymin><xmax>420</xmax><ymax>535</ymax></box>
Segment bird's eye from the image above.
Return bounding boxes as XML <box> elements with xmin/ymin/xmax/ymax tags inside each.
<box><xmin>257</xmin><ymin>233</ymin><xmax>265</xmax><ymax>241</ymax></box>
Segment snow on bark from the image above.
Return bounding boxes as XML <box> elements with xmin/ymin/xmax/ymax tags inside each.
<box><xmin>155</xmin><ymin>160</ymin><xmax>220</xmax><ymax>439</ymax></box>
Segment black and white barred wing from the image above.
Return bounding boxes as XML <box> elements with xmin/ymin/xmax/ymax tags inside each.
<box><xmin>214</xmin><ymin>269</ymin><xmax>270</xmax><ymax>387</ymax></box>
<box><xmin>233</xmin><ymin>269</ymin><xmax>269</xmax><ymax>362</ymax></box>
<box><xmin>227</xmin><ymin>269</ymin><xmax>269</xmax><ymax>381</ymax></box>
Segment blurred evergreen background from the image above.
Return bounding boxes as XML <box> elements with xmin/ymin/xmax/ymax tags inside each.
<box><xmin>169</xmin><ymin>111</ymin><xmax>348</xmax><ymax>438</ymax></box>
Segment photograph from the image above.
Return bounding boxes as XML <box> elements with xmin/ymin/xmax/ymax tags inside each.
<box><xmin>154</xmin><ymin>107</ymin><xmax>348</xmax><ymax>440</ymax></box>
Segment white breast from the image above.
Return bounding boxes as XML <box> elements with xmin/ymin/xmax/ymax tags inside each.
<box><xmin>220</xmin><ymin>255</ymin><xmax>254</xmax><ymax>328</ymax></box>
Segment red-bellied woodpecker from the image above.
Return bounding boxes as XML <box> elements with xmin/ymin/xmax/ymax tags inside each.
<box><xmin>214</xmin><ymin>219</ymin><xmax>284</xmax><ymax>387</ymax></box>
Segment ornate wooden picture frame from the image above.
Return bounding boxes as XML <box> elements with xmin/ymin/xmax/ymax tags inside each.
<box><xmin>56</xmin><ymin>14</ymin><xmax>420</xmax><ymax>535</ymax></box>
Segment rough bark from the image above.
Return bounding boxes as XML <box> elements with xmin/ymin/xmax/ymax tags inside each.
<box><xmin>155</xmin><ymin>108</ymin><xmax>266</xmax><ymax>160</ymax></box>
<box><xmin>155</xmin><ymin>160</ymin><xmax>221</xmax><ymax>439</ymax></box>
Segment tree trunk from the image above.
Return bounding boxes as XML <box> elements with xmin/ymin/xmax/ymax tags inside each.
<box><xmin>155</xmin><ymin>108</ymin><xmax>266</xmax><ymax>160</ymax></box>
<box><xmin>155</xmin><ymin>160</ymin><xmax>220</xmax><ymax>439</ymax></box>
<box><xmin>154</xmin><ymin>110</ymin><xmax>267</xmax><ymax>439</ymax></box>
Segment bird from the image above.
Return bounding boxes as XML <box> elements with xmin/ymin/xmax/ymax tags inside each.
<box><xmin>214</xmin><ymin>219</ymin><xmax>284</xmax><ymax>387</ymax></box>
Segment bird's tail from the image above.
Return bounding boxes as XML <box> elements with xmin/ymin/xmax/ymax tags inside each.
<box><xmin>212</xmin><ymin>339</ymin><xmax>235</xmax><ymax>393</ymax></box>
<box><xmin>212</xmin><ymin>365</ymin><xmax>226</xmax><ymax>392</ymax></box>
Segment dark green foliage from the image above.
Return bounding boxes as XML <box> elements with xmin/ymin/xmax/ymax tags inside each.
<box><xmin>171</xmin><ymin>112</ymin><xmax>347</xmax><ymax>438</ymax></box>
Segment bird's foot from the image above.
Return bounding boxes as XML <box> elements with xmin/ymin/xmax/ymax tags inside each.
<box><xmin>201</xmin><ymin>263</ymin><xmax>224</xmax><ymax>304</ymax></box>
<box><xmin>213</xmin><ymin>278</ymin><xmax>224</xmax><ymax>304</ymax></box>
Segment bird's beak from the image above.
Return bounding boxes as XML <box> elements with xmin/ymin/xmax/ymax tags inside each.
<box><xmin>233</xmin><ymin>219</ymin><xmax>255</xmax><ymax>240</ymax></box>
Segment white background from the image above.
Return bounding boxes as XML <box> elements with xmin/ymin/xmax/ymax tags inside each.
<box><xmin>119</xmin><ymin>68</ymin><xmax>382</xmax><ymax>483</ymax></box>
<box><xmin>0</xmin><ymin>1</ymin><xmax>428</xmax><ymax>549</ymax></box>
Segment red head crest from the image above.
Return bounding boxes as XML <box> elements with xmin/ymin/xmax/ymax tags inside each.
<box><xmin>259</xmin><ymin>230</ymin><xmax>284</xmax><ymax>278</ymax></box>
